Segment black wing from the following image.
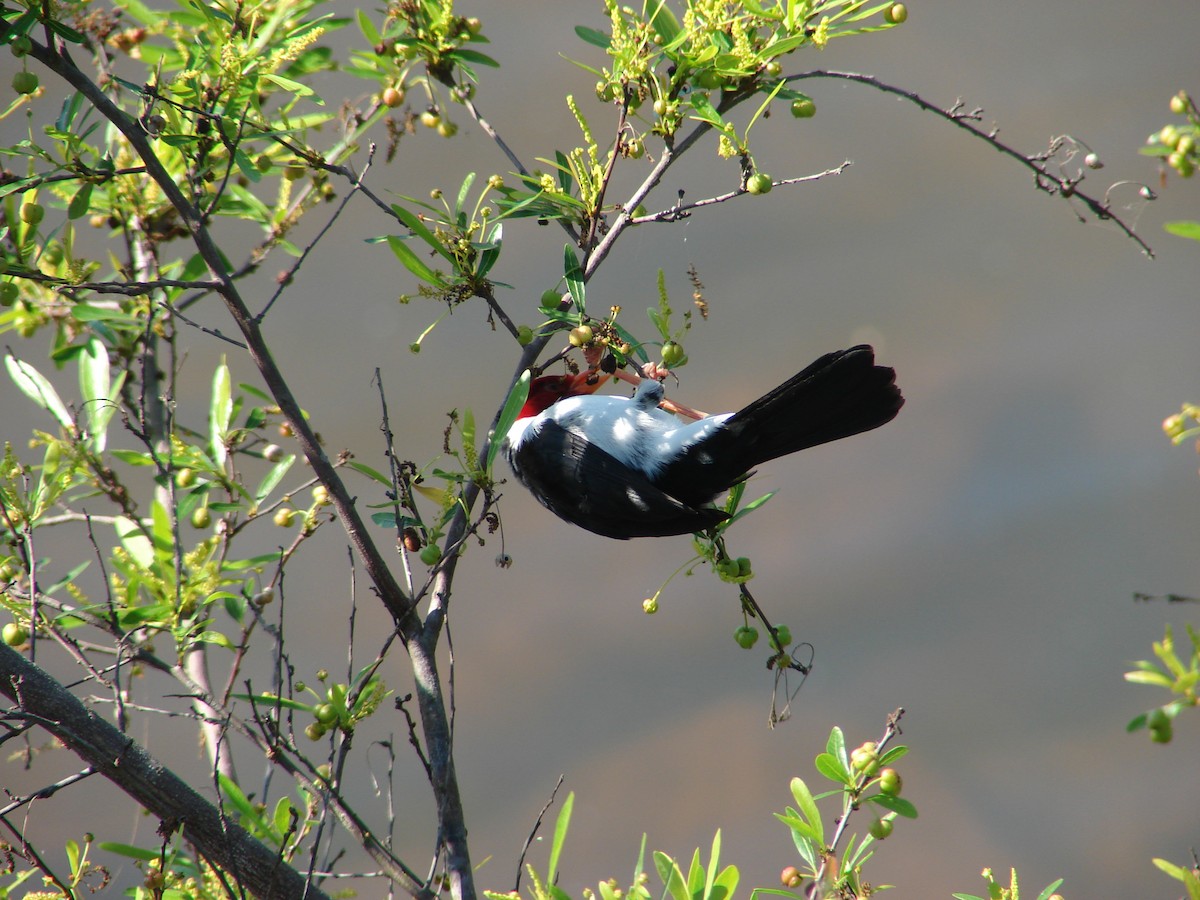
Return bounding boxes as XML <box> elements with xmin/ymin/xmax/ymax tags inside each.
<box><xmin>510</xmin><ymin>420</ymin><xmax>728</xmax><ymax>539</ymax></box>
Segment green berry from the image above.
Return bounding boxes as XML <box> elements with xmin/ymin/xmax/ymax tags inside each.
<box><xmin>884</xmin><ymin>3</ymin><xmax>907</xmax><ymax>24</ymax></box>
<box><xmin>11</xmin><ymin>35</ymin><xmax>32</xmax><ymax>57</ymax></box>
<box><xmin>0</xmin><ymin>282</ymin><xmax>18</xmax><ymax>307</ymax></box>
<box><xmin>734</xmin><ymin>625</ymin><xmax>759</xmax><ymax>649</ymax></box>
<box><xmin>419</xmin><ymin>544</ymin><xmax>442</xmax><ymax>566</ymax></box>
<box><xmin>3</xmin><ymin>622</ymin><xmax>29</xmax><ymax>646</ymax></box>
<box><xmin>877</xmin><ymin>767</ymin><xmax>902</xmax><ymax>796</ymax></box>
<box><xmin>516</xmin><ymin>325</ymin><xmax>534</xmax><ymax>346</ymax></box>
<box><xmin>791</xmin><ymin>98</ymin><xmax>816</xmax><ymax>118</ymax></box>
<box><xmin>568</xmin><ymin>324</ymin><xmax>593</xmax><ymax>347</ymax></box>
<box><xmin>661</xmin><ymin>340</ymin><xmax>684</xmax><ymax>367</ymax></box>
<box><xmin>273</xmin><ymin>508</ymin><xmax>295</xmax><ymax>527</ymax></box>
<box><xmin>642</xmin><ymin>596</ymin><xmax>659</xmax><ymax>614</ymax></box>
<box><xmin>437</xmin><ymin>120</ymin><xmax>458</xmax><ymax>138</ymax></box>
<box><xmin>696</xmin><ymin>70</ymin><xmax>723</xmax><ymax>91</ymax></box>
<box><xmin>850</xmin><ymin>742</ymin><xmax>878</xmax><ymax>774</ymax></box>
<box><xmin>191</xmin><ymin>506</ymin><xmax>211</xmax><ymax>529</ymax></box>
<box><xmin>540</xmin><ymin>289</ymin><xmax>563</xmax><ymax>309</ymax></box>
<box><xmin>20</xmin><ymin>203</ymin><xmax>44</xmax><ymax>225</ymax></box>
<box><xmin>314</xmin><ymin>703</ymin><xmax>338</xmax><ymax>724</ymax></box>
<box><xmin>747</xmin><ymin>172</ymin><xmax>773</xmax><ymax>195</ymax></box>
<box><xmin>12</xmin><ymin>71</ymin><xmax>38</xmax><ymax>95</ymax></box>
<box><xmin>735</xmin><ymin>556</ymin><xmax>752</xmax><ymax>576</ymax></box>
<box><xmin>1169</xmin><ymin>91</ymin><xmax>1189</xmax><ymax>115</ymax></box>
<box><xmin>770</xmin><ymin>624</ymin><xmax>791</xmax><ymax>649</ymax></box>
<box><xmin>868</xmin><ymin>818</ymin><xmax>893</xmax><ymax>840</ymax></box>
<box><xmin>304</xmin><ymin>722</ymin><xmax>326</xmax><ymax>741</ymax></box>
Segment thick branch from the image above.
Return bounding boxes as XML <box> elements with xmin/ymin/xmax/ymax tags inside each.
<box><xmin>0</xmin><ymin>645</ymin><xmax>332</xmax><ymax>900</ymax></box>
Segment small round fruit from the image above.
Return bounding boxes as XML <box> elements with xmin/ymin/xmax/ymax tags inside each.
<box><xmin>262</xmin><ymin>443</ymin><xmax>285</xmax><ymax>462</ymax></box>
<box><xmin>735</xmin><ymin>556</ymin><xmax>752</xmax><ymax>576</ymax></box>
<box><xmin>642</xmin><ymin>596</ymin><xmax>659</xmax><ymax>614</ymax></box>
<box><xmin>1169</xmin><ymin>91</ymin><xmax>1189</xmax><ymax>115</ymax></box>
<box><xmin>191</xmin><ymin>506</ymin><xmax>212</xmax><ymax>529</ymax></box>
<box><xmin>420</xmin><ymin>108</ymin><xmax>441</xmax><ymax>128</ymax></box>
<box><xmin>696</xmin><ymin>69</ymin><xmax>723</xmax><ymax>90</ymax></box>
<box><xmin>1177</xmin><ymin>135</ymin><xmax>1196</xmax><ymax>156</ymax></box>
<box><xmin>273</xmin><ymin>508</ymin><xmax>296</xmax><ymax>527</ymax></box>
<box><xmin>764</xmin><ymin>61</ymin><xmax>782</xmax><ymax>78</ymax></box>
<box><xmin>850</xmin><ymin>742</ymin><xmax>878</xmax><ymax>773</ymax></box>
<box><xmin>176</xmin><ymin>467</ymin><xmax>196</xmax><ymax>487</ymax></box>
<box><xmin>20</xmin><ymin>203</ymin><xmax>44</xmax><ymax>225</ymax></box>
<box><xmin>12</xmin><ymin>71</ymin><xmax>38</xmax><ymax>95</ymax></box>
<box><xmin>0</xmin><ymin>282</ymin><xmax>18</xmax><ymax>307</ymax></box>
<box><xmin>868</xmin><ymin>818</ymin><xmax>893</xmax><ymax>840</ymax></box>
<box><xmin>747</xmin><ymin>172</ymin><xmax>773</xmax><ymax>194</ymax></box>
<box><xmin>11</xmin><ymin>35</ymin><xmax>32</xmax><ymax>57</ymax></box>
<box><xmin>660</xmin><ymin>340</ymin><xmax>684</xmax><ymax>367</ymax></box>
<box><xmin>304</xmin><ymin>722</ymin><xmax>326</xmax><ymax>741</ymax></box>
<box><xmin>734</xmin><ymin>625</ymin><xmax>759</xmax><ymax>649</ymax></box>
<box><xmin>382</xmin><ymin>86</ymin><xmax>405</xmax><ymax>108</ymax></box>
<box><xmin>312</xmin><ymin>484</ymin><xmax>330</xmax><ymax>505</ymax></box>
<box><xmin>626</xmin><ymin>138</ymin><xmax>644</xmax><ymax>159</ymax></box>
<box><xmin>877</xmin><ymin>767</ymin><xmax>902</xmax><ymax>796</ymax></box>
<box><xmin>884</xmin><ymin>3</ymin><xmax>907</xmax><ymax>23</ymax></box>
<box><xmin>540</xmin><ymin>289</ymin><xmax>563</xmax><ymax>309</ymax></box>
<box><xmin>437</xmin><ymin>120</ymin><xmax>458</xmax><ymax>138</ymax></box>
<box><xmin>780</xmin><ymin>866</ymin><xmax>802</xmax><ymax>889</ymax></box>
<box><xmin>252</xmin><ymin>587</ymin><xmax>275</xmax><ymax>606</ymax></box>
<box><xmin>568</xmin><ymin>324</ymin><xmax>594</xmax><ymax>347</ymax></box>
<box><xmin>314</xmin><ymin>703</ymin><xmax>338</xmax><ymax>724</ymax></box>
<box><xmin>516</xmin><ymin>325</ymin><xmax>534</xmax><ymax>346</ymax></box>
<box><xmin>3</xmin><ymin>622</ymin><xmax>29</xmax><ymax>646</ymax></box>
<box><xmin>420</xmin><ymin>544</ymin><xmax>442</xmax><ymax>566</ymax></box>
<box><xmin>790</xmin><ymin>97</ymin><xmax>816</xmax><ymax>118</ymax></box>
<box><xmin>653</xmin><ymin>98</ymin><xmax>668</xmax><ymax>117</ymax></box>
<box><xmin>717</xmin><ymin>558</ymin><xmax>740</xmax><ymax>578</ymax></box>
<box><xmin>770</xmin><ymin>624</ymin><xmax>792</xmax><ymax>649</ymax></box>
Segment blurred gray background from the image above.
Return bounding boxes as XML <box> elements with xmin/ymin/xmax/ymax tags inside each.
<box><xmin>3</xmin><ymin>0</ymin><xmax>1198</xmax><ymax>897</ymax></box>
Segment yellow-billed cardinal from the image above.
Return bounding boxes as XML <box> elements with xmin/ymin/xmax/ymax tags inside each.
<box><xmin>501</xmin><ymin>345</ymin><xmax>902</xmax><ymax>539</ymax></box>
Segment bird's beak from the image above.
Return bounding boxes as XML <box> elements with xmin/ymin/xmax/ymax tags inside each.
<box><xmin>565</xmin><ymin>369</ymin><xmax>610</xmax><ymax>397</ymax></box>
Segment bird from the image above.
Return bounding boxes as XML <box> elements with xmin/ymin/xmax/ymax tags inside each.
<box><xmin>500</xmin><ymin>345</ymin><xmax>903</xmax><ymax>539</ymax></box>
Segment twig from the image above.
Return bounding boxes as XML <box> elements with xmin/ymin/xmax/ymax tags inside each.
<box><xmin>514</xmin><ymin>775</ymin><xmax>566</xmax><ymax>892</ymax></box>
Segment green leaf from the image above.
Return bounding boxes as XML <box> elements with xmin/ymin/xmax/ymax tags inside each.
<box><xmin>451</xmin><ymin>48</ymin><xmax>499</xmax><ymax>67</ymax></box>
<box><xmin>230</xmin><ymin>692</ymin><xmax>312</xmax><ymax>712</ymax></box>
<box><xmin>195</xmin><ymin>630</ymin><xmax>235</xmax><ymax>650</ymax></box>
<box><xmin>654</xmin><ymin>851</ymin><xmax>689</xmax><ymax>900</ymax></box>
<box><xmin>574</xmin><ymin>25</ymin><xmax>610</xmax><ymax>48</ymax></box>
<box><xmin>98</xmin><ymin>842</ymin><xmax>160</xmax><ymax>861</ymax></box>
<box><xmin>6</xmin><ymin>354</ymin><xmax>74</xmax><ymax>429</ymax></box>
<box><xmin>273</xmin><ymin>796</ymin><xmax>296</xmax><ymax>841</ymax></box>
<box><xmin>476</xmin><ymin>222</ymin><xmax>502</xmax><ymax>278</ymax></box>
<box><xmin>218</xmin><ymin>774</ymin><xmax>257</xmax><ymax>819</ymax></box>
<box><xmin>1034</xmin><ymin>879</ymin><xmax>1065</xmax><ymax>900</ymax></box>
<box><xmin>391</xmin><ymin>203</ymin><xmax>455</xmax><ymax>263</ymax></box>
<box><xmin>868</xmin><ymin>793</ymin><xmax>918</xmax><ymax>819</ymax></box>
<box><xmin>355</xmin><ymin>8</ymin><xmax>380</xmax><ymax>44</ymax></box>
<box><xmin>1124</xmin><ymin>670</ymin><xmax>1173</xmax><ymax>688</ymax></box>
<box><xmin>79</xmin><ymin>337</ymin><xmax>122</xmax><ymax>453</ymax></box>
<box><xmin>254</xmin><ymin>454</ymin><xmax>296</xmax><ymax>504</ymax></box>
<box><xmin>814</xmin><ymin>751</ymin><xmax>851</xmax><ymax>785</ymax></box>
<box><xmin>789</xmin><ymin>777</ymin><xmax>824</xmax><ymax>845</ymax></box>
<box><xmin>487</xmin><ymin>370</ymin><xmax>530</xmax><ymax>474</ymax></box>
<box><xmin>773</xmin><ymin>812</ymin><xmax>822</xmax><ymax>845</ymax></box>
<box><xmin>387</xmin><ymin>235</ymin><xmax>447</xmax><ymax>287</ymax></box>
<box><xmin>563</xmin><ymin>244</ymin><xmax>585</xmax><ymax>314</ymax></box>
<box><xmin>546</xmin><ymin>790</ymin><xmax>573</xmax><ymax>885</ymax></box>
<box><xmin>114</xmin><ymin>516</ymin><xmax>154</xmax><ymax>569</ymax></box>
<box><xmin>209</xmin><ymin>360</ymin><xmax>233</xmax><ymax>467</ymax></box>
<box><xmin>67</xmin><ymin>182</ymin><xmax>93</xmax><ymax>219</ymax></box>
<box><xmin>348</xmin><ymin>460</ymin><xmax>392</xmax><ymax>486</ymax></box>
<box><xmin>1164</xmin><ymin>220</ymin><xmax>1200</xmax><ymax>242</ymax></box>
<box><xmin>703</xmin><ymin>830</ymin><xmax>721</xmax><ymax>900</ymax></box>
<box><xmin>261</xmin><ymin>72</ymin><xmax>317</xmax><ymax>99</ymax></box>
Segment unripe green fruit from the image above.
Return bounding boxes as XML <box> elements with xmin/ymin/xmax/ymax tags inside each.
<box><xmin>696</xmin><ymin>69</ymin><xmax>723</xmax><ymax>90</ymax></box>
<box><xmin>20</xmin><ymin>203</ymin><xmax>44</xmax><ymax>225</ymax></box>
<box><xmin>568</xmin><ymin>324</ymin><xmax>593</xmax><ymax>347</ymax></box>
<box><xmin>516</xmin><ymin>325</ymin><xmax>534</xmax><ymax>346</ymax></box>
<box><xmin>791</xmin><ymin>98</ymin><xmax>816</xmax><ymax>118</ymax></box>
<box><xmin>735</xmin><ymin>556</ymin><xmax>752</xmax><ymax>576</ymax></box>
<box><xmin>11</xmin><ymin>35</ymin><xmax>32</xmax><ymax>57</ymax></box>
<box><xmin>420</xmin><ymin>109</ymin><xmax>440</xmax><ymax>128</ymax></box>
<box><xmin>850</xmin><ymin>742</ymin><xmax>878</xmax><ymax>774</ymax></box>
<box><xmin>770</xmin><ymin>624</ymin><xmax>792</xmax><ymax>649</ymax></box>
<box><xmin>437</xmin><ymin>120</ymin><xmax>458</xmax><ymax>138</ymax></box>
<box><xmin>661</xmin><ymin>340</ymin><xmax>684</xmax><ymax>367</ymax></box>
<box><xmin>40</xmin><ymin>242</ymin><xmax>63</xmax><ymax>266</ymax></box>
<box><xmin>734</xmin><ymin>625</ymin><xmax>759</xmax><ymax>649</ymax></box>
<box><xmin>12</xmin><ymin>71</ymin><xmax>38</xmax><ymax>95</ymax></box>
<box><xmin>312</xmin><ymin>485</ymin><xmax>330</xmax><ymax>505</ymax></box>
<box><xmin>642</xmin><ymin>596</ymin><xmax>659</xmax><ymax>614</ymax></box>
<box><xmin>747</xmin><ymin>173</ymin><xmax>773</xmax><ymax>194</ymax></box>
<box><xmin>869</xmin><ymin>818</ymin><xmax>893</xmax><ymax>840</ymax></box>
<box><xmin>877</xmin><ymin>767</ymin><xmax>902</xmax><ymax>796</ymax></box>
<box><xmin>273</xmin><ymin>508</ymin><xmax>295</xmax><ymax>527</ymax></box>
<box><xmin>884</xmin><ymin>3</ymin><xmax>907</xmax><ymax>24</ymax></box>
<box><xmin>176</xmin><ymin>467</ymin><xmax>196</xmax><ymax>487</ymax></box>
<box><xmin>420</xmin><ymin>544</ymin><xmax>442</xmax><ymax>566</ymax></box>
<box><xmin>304</xmin><ymin>722</ymin><xmax>326</xmax><ymax>741</ymax></box>
<box><xmin>314</xmin><ymin>703</ymin><xmax>338</xmax><ymax>724</ymax></box>
<box><xmin>540</xmin><ymin>289</ymin><xmax>563</xmax><ymax>309</ymax></box>
<box><xmin>717</xmin><ymin>558</ymin><xmax>740</xmax><ymax>578</ymax></box>
<box><xmin>764</xmin><ymin>61</ymin><xmax>782</xmax><ymax>77</ymax></box>
<box><xmin>1169</xmin><ymin>91</ymin><xmax>1189</xmax><ymax>115</ymax></box>
<box><xmin>626</xmin><ymin>138</ymin><xmax>644</xmax><ymax>159</ymax></box>
<box><xmin>3</xmin><ymin>622</ymin><xmax>29</xmax><ymax>646</ymax></box>
<box><xmin>0</xmin><ymin>282</ymin><xmax>18</xmax><ymax>307</ymax></box>
<box><xmin>191</xmin><ymin>506</ymin><xmax>211</xmax><ymax>529</ymax></box>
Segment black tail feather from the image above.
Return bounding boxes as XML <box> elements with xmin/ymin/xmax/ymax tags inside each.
<box><xmin>656</xmin><ymin>345</ymin><xmax>902</xmax><ymax>506</ymax></box>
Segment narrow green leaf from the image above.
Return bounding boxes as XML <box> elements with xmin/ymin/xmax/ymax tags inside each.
<box><xmin>209</xmin><ymin>360</ymin><xmax>232</xmax><ymax>467</ymax></box>
<box><xmin>348</xmin><ymin>460</ymin><xmax>392</xmax><ymax>486</ymax></box>
<box><xmin>1164</xmin><ymin>220</ymin><xmax>1200</xmax><ymax>242</ymax></box>
<box><xmin>355</xmin><ymin>8</ymin><xmax>380</xmax><ymax>44</ymax></box>
<box><xmin>456</xmin><ymin>172</ymin><xmax>478</xmax><ymax>217</ymax></box>
<box><xmin>574</xmin><ymin>25</ymin><xmax>610</xmax><ymax>48</ymax></box>
<box><xmin>563</xmin><ymin>244</ymin><xmax>585</xmax><ymax>314</ymax></box>
<box><xmin>773</xmin><ymin>812</ymin><xmax>822</xmax><ymax>845</ymax></box>
<box><xmin>868</xmin><ymin>793</ymin><xmax>918</xmax><ymax>819</ymax></box>
<box><xmin>814</xmin><ymin>751</ymin><xmax>850</xmax><ymax>785</ymax></box>
<box><xmin>98</xmin><ymin>842</ymin><xmax>160</xmax><ymax>861</ymax></box>
<box><xmin>6</xmin><ymin>354</ymin><xmax>74</xmax><ymax>429</ymax></box>
<box><xmin>476</xmin><ymin>222</ymin><xmax>502</xmax><ymax>278</ymax></box>
<box><xmin>387</xmin><ymin>235</ymin><xmax>447</xmax><ymax>286</ymax></box>
<box><xmin>391</xmin><ymin>203</ymin><xmax>454</xmax><ymax>262</ymax></box>
<box><xmin>114</xmin><ymin>516</ymin><xmax>154</xmax><ymax>569</ymax></box>
<box><xmin>67</xmin><ymin>182</ymin><xmax>93</xmax><ymax>219</ymax></box>
<box><xmin>195</xmin><ymin>630</ymin><xmax>235</xmax><ymax>650</ymax></box>
<box><xmin>546</xmin><ymin>791</ymin><xmax>574</xmax><ymax>884</ymax></box>
<box><xmin>273</xmin><ymin>796</ymin><xmax>295</xmax><ymax>841</ymax></box>
<box><xmin>262</xmin><ymin>72</ymin><xmax>315</xmax><ymax>97</ymax></box>
<box><xmin>218</xmin><ymin>774</ymin><xmax>256</xmax><ymax>819</ymax></box>
<box><xmin>230</xmin><ymin>692</ymin><xmax>312</xmax><ymax>712</ymax></box>
<box><xmin>1124</xmin><ymin>670</ymin><xmax>1173</xmax><ymax>687</ymax></box>
<box><xmin>789</xmin><ymin>777</ymin><xmax>824</xmax><ymax>845</ymax></box>
<box><xmin>451</xmin><ymin>48</ymin><xmax>499</xmax><ymax>67</ymax></box>
<box><xmin>254</xmin><ymin>454</ymin><xmax>296</xmax><ymax>504</ymax></box>
<box><xmin>703</xmin><ymin>831</ymin><xmax>721</xmax><ymax>900</ymax></box>
<box><xmin>654</xmin><ymin>851</ymin><xmax>689</xmax><ymax>900</ymax></box>
<box><xmin>1034</xmin><ymin>879</ymin><xmax>1065</xmax><ymax>900</ymax></box>
<box><xmin>487</xmin><ymin>370</ymin><xmax>530</xmax><ymax>474</ymax></box>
